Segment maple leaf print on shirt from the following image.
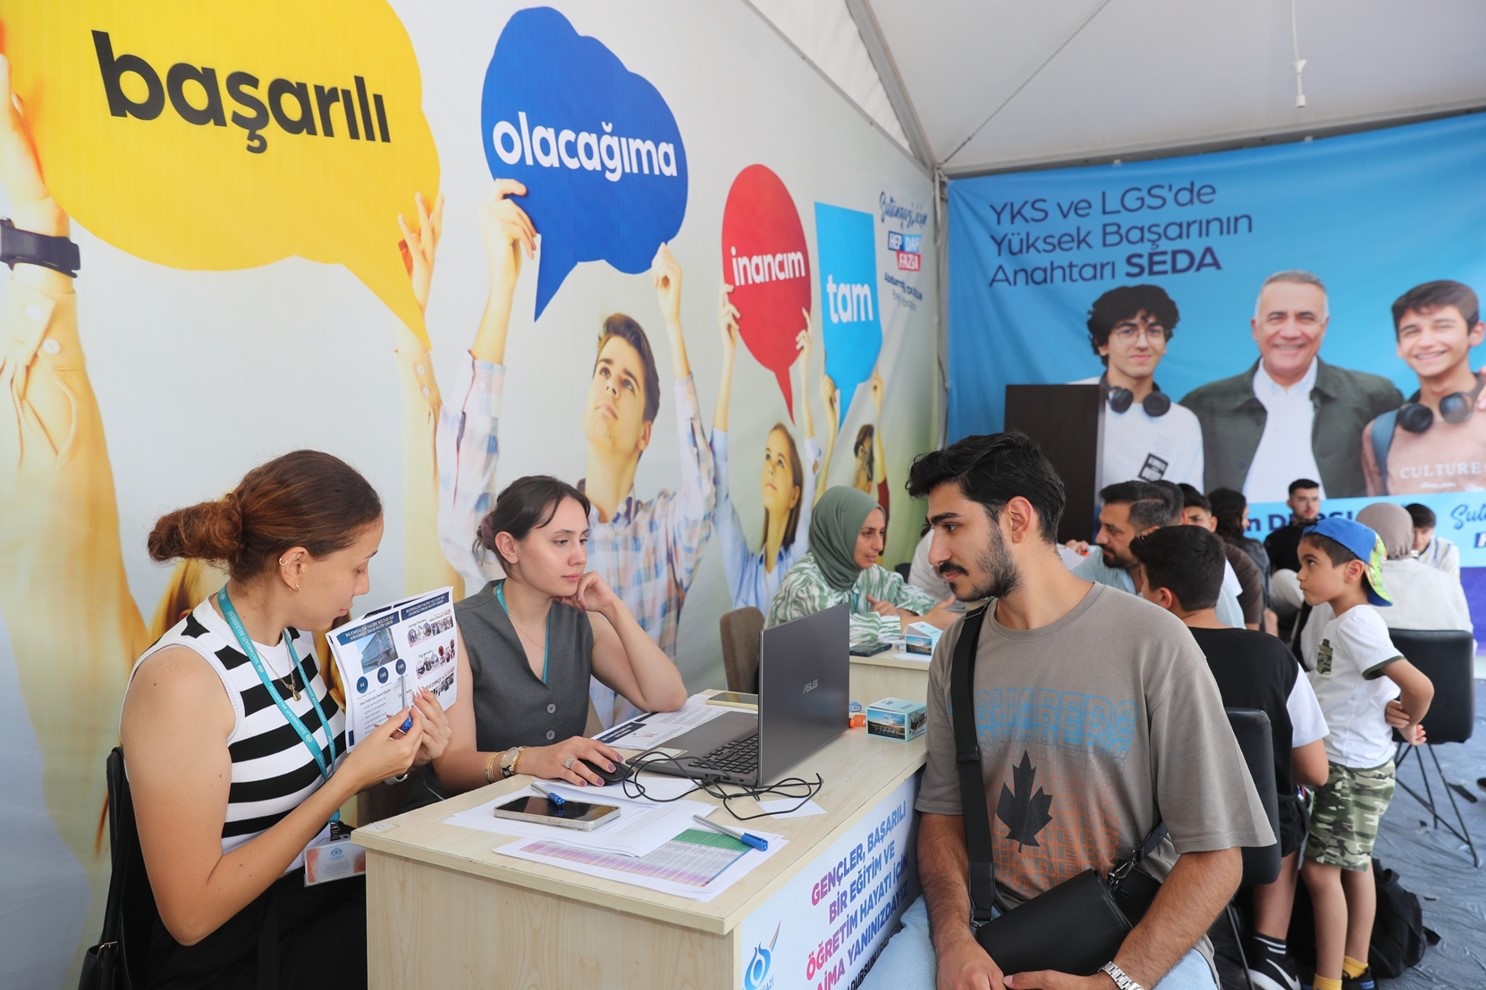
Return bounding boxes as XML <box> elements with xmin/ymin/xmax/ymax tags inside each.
<box><xmin>997</xmin><ymin>751</ymin><xmax>1054</xmax><ymax>847</ymax></box>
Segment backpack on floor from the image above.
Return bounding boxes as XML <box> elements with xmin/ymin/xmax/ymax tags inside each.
<box><xmin>1368</xmin><ymin>858</ymin><xmax>1439</xmax><ymax>978</ymax></box>
<box><xmin>1287</xmin><ymin>857</ymin><xmax>1439</xmax><ymax>978</ymax></box>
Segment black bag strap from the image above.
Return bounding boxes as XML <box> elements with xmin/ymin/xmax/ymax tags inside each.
<box><xmin>950</xmin><ymin>605</ymin><xmax>995</xmax><ymax>927</ymax></box>
<box><xmin>950</xmin><ymin>604</ymin><xmax>1164</xmax><ymax>928</ymax></box>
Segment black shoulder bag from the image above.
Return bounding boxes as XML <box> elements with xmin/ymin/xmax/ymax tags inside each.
<box><xmin>951</xmin><ymin>606</ymin><xmax>1165</xmax><ymax>976</ymax></box>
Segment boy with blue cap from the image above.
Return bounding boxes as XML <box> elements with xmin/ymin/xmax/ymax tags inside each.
<box><xmin>1295</xmin><ymin>517</ymin><xmax>1435</xmax><ymax>990</ymax></box>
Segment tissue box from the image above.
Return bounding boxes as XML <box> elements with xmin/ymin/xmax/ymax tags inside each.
<box><xmin>866</xmin><ymin>697</ymin><xmax>927</xmax><ymax>741</ymax></box>
<box><xmin>903</xmin><ymin>621</ymin><xmax>942</xmax><ymax>655</ymax></box>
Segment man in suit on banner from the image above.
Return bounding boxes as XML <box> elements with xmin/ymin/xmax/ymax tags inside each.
<box><xmin>1180</xmin><ymin>271</ymin><xmax>1402</xmax><ymax>501</ymax></box>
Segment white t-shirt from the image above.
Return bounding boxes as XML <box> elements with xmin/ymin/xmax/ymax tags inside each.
<box><xmin>1072</xmin><ymin>377</ymin><xmax>1204</xmax><ymax>488</ymax></box>
<box><xmin>1244</xmin><ymin>360</ymin><xmax>1326</xmax><ymax>504</ymax></box>
<box><xmin>1301</xmin><ymin>603</ymin><xmax>1402</xmax><ymax>767</ymax></box>
<box><xmin>1286</xmin><ymin>668</ymin><xmax>1329</xmax><ymax>749</ymax></box>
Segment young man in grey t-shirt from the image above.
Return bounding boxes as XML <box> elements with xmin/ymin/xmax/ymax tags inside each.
<box><xmin>859</xmin><ymin>432</ymin><xmax>1272</xmax><ymax>990</ymax></box>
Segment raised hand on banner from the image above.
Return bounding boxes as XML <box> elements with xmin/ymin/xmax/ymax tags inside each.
<box><xmin>0</xmin><ymin>55</ymin><xmax>64</xmax><ymax>240</ymax></box>
<box><xmin>479</xmin><ymin>178</ymin><xmax>536</xmax><ymax>285</ymax></box>
<box><xmin>397</xmin><ymin>191</ymin><xmax>445</xmax><ymax>316</ymax></box>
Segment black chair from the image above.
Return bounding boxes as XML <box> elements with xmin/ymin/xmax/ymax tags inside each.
<box><xmin>893</xmin><ymin>561</ymin><xmax>912</xmax><ymax>581</ymax></box>
<box><xmin>1223</xmin><ymin>708</ymin><xmax>1282</xmax><ymax>990</ymax></box>
<box><xmin>1386</xmin><ymin>628</ymin><xmax>1478</xmax><ymax>867</ymax></box>
<box><xmin>80</xmin><ymin>747</ymin><xmax>157</xmax><ymax>990</ymax></box>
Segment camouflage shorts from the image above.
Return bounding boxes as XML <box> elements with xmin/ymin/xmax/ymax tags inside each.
<box><xmin>1305</xmin><ymin>760</ymin><xmax>1396</xmax><ymax>871</ymax></box>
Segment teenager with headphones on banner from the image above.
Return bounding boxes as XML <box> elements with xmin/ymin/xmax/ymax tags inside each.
<box><xmin>1362</xmin><ymin>280</ymin><xmax>1486</xmax><ymax>496</ymax></box>
<box><xmin>1071</xmin><ymin>284</ymin><xmax>1204</xmax><ymax>489</ymax></box>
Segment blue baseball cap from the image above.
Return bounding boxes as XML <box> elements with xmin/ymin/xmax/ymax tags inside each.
<box><xmin>1302</xmin><ymin>517</ymin><xmax>1392</xmax><ymax>606</ymax></box>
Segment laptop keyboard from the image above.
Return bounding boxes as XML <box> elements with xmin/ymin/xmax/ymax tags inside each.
<box><xmin>692</xmin><ymin>732</ymin><xmax>760</xmax><ymax>774</ymax></box>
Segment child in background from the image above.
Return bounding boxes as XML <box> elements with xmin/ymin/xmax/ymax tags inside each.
<box><xmin>1296</xmin><ymin>518</ymin><xmax>1434</xmax><ymax>990</ymax></box>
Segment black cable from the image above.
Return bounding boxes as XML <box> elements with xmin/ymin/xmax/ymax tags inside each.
<box><xmin>618</xmin><ymin>749</ymin><xmax>824</xmax><ymax>820</ymax></box>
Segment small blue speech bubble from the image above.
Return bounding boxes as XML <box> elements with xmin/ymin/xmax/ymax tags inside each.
<box><xmin>481</xmin><ymin>7</ymin><xmax>688</xmax><ymax>318</ymax></box>
<box><xmin>815</xmin><ymin>203</ymin><xmax>883</xmax><ymax>430</ymax></box>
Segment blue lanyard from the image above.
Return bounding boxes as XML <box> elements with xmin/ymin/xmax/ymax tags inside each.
<box><xmin>216</xmin><ymin>588</ymin><xmax>340</xmax><ymax>820</ymax></box>
<box><xmin>494</xmin><ymin>580</ymin><xmax>550</xmax><ymax>683</ymax></box>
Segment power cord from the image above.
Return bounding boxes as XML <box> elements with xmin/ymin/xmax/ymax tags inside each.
<box><xmin>620</xmin><ymin>749</ymin><xmax>824</xmax><ymax>820</ymax></box>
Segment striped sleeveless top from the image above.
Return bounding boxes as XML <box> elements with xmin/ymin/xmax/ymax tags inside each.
<box><xmin>131</xmin><ymin>597</ymin><xmax>346</xmax><ymax>870</ymax></box>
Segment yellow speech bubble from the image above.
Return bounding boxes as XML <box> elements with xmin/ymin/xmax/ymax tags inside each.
<box><xmin>1</xmin><ymin>0</ymin><xmax>438</xmax><ymax>342</ymax></box>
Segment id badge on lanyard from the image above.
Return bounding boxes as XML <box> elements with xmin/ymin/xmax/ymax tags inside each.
<box><xmin>217</xmin><ymin>588</ymin><xmax>362</xmax><ymax>884</ymax></box>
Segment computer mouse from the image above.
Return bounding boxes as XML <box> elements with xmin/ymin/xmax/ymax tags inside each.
<box><xmin>580</xmin><ymin>757</ymin><xmax>633</xmax><ymax>784</ymax></box>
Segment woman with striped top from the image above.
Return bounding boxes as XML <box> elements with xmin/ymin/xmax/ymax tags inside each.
<box><xmin>120</xmin><ymin>450</ymin><xmax>450</xmax><ymax>987</ymax></box>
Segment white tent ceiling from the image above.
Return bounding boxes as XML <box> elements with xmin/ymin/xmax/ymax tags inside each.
<box><xmin>749</xmin><ymin>0</ymin><xmax>1486</xmax><ymax>177</ymax></box>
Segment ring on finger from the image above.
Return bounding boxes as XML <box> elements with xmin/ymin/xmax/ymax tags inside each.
<box><xmin>563</xmin><ymin>757</ymin><xmax>575</xmax><ymax>770</ymax></box>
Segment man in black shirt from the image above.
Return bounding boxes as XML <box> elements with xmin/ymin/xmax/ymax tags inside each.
<box><xmin>1132</xmin><ymin>526</ymin><xmax>1329</xmax><ymax>990</ymax></box>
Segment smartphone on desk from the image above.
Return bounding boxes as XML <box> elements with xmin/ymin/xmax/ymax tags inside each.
<box><xmin>706</xmin><ymin>691</ymin><xmax>759</xmax><ymax>710</ymax></box>
<box><xmin>849</xmin><ymin>641</ymin><xmax>892</xmax><ymax>657</ymax></box>
<box><xmin>491</xmin><ymin>795</ymin><xmax>620</xmax><ymax>831</ymax></box>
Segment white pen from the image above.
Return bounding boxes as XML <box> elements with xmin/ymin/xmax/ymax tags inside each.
<box><xmin>692</xmin><ymin>813</ymin><xmax>769</xmax><ymax>850</ymax></box>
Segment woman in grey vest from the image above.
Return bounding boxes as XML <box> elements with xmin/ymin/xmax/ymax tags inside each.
<box><xmin>427</xmin><ymin>475</ymin><xmax>687</xmax><ymax>793</ymax></box>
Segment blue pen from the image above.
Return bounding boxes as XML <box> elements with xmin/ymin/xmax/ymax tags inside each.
<box><xmin>531</xmin><ymin>780</ymin><xmax>566</xmax><ymax>808</ymax></box>
<box><xmin>692</xmin><ymin>813</ymin><xmax>768</xmax><ymax>851</ymax></box>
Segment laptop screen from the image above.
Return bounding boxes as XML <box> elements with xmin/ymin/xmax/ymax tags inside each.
<box><xmin>757</xmin><ymin>603</ymin><xmax>850</xmax><ymax>782</ymax></box>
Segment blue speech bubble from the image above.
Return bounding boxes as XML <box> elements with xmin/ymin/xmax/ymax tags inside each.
<box><xmin>815</xmin><ymin>203</ymin><xmax>883</xmax><ymax>430</ymax></box>
<box><xmin>481</xmin><ymin>7</ymin><xmax>688</xmax><ymax>318</ymax></box>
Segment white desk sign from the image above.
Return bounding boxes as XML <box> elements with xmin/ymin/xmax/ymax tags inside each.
<box><xmin>738</xmin><ymin>776</ymin><xmax>919</xmax><ymax>990</ymax></box>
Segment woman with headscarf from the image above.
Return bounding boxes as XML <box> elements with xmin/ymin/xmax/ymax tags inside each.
<box><xmin>1355</xmin><ymin>502</ymin><xmax>1472</xmax><ymax>633</ymax></box>
<box><xmin>765</xmin><ymin>486</ymin><xmax>954</xmax><ymax>643</ymax></box>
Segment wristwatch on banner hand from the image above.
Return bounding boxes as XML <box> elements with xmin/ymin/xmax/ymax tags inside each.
<box><xmin>499</xmin><ymin>746</ymin><xmax>525</xmax><ymax>779</ymax></box>
<box><xmin>0</xmin><ymin>218</ymin><xmax>80</xmax><ymax>277</ymax></box>
<box><xmin>1100</xmin><ymin>961</ymin><xmax>1145</xmax><ymax>990</ymax></box>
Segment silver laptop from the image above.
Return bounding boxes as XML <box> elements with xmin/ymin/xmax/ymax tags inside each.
<box><xmin>643</xmin><ymin>604</ymin><xmax>849</xmax><ymax>785</ymax></box>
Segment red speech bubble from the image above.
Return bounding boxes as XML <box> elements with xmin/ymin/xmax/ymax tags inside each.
<box><xmin>720</xmin><ymin>164</ymin><xmax>812</xmax><ymax>418</ymax></box>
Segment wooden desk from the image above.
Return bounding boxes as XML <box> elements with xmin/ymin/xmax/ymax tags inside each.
<box><xmin>849</xmin><ymin>651</ymin><xmax>931</xmax><ymax>705</ymax></box>
<box><xmin>356</xmin><ymin>726</ymin><xmax>926</xmax><ymax>989</ymax></box>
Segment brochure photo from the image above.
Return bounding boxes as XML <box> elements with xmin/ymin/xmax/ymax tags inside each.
<box><xmin>328</xmin><ymin>587</ymin><xmax>457</xmax><ymax>748</ymax></box>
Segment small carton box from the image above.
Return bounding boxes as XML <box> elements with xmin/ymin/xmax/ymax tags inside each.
<box><xmin>903</xmin><ymin>621</ymin><xmax>942</xmax><ymax>656</ymax></box>
<box><xmin>866</xmin><ymin>697</ymin><xmax>927</xmax><ymax>742</ymax></box>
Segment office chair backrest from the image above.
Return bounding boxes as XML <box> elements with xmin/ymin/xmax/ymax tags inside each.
<box><xmin>1386</xmin><ymin>628</ymin><xmax>1475</xmax><ymax>744</ymax></box>
<box><xmin>894</xmin><ymin>562</ymin><xmax>912</xmax><ymax>581</ymax></box>
<box><xmin>1225</xmin><ymin>708</ymin><xmax>1281</xmax><ymax>886</ymax></box>
<box><xmin>719</xmin><ymin>606</ymin><xmax>764</xmax><ymax>693</ymax></box>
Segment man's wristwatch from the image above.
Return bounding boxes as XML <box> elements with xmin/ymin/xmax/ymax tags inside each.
<box><xmin>499</xmin><ymin>745</ymin><xmax>525</xmax><ymax>779</ymax></box>
<box><xmin>0</xmin><ymin>218</ymin><xmax>80</xmax><ymax>277</ymax></box>
<box><xmin>1100</xmin><ymin>961</ymin><xmax>1145</xmax><ymax>990</ymax></box>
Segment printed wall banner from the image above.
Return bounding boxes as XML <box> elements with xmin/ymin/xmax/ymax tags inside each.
<box><xmin>738</xmin><ymin>777</ymin><xmax>918</xmax><ymax>990</ymax></box>
<box><xmin>947</xmin><ymin>112</ymin><xmax>1486</xmax><ymax>576</ymax></box>
<box><xmin>0</xmin><ymin>2</ymin><xmax>938</xmax><ymax>983</ymax></box>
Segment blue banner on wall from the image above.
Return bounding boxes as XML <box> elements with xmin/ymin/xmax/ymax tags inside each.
<box><xmin>947</xmin><ymin>112</ymin><xmax>1486</xmax><ymax>562</ymax></box>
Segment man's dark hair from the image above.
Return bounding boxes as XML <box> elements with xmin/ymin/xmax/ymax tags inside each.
<box><xmin>1150</xmin><ymin>480</ymin><xmax>1184</xmax><ymax>524</ymax></box>
<box><xmin>1129</xmin><ymin>525</ymin><xmax>1224</xmax><ymax>611</ymax></box>
<box><xmin>1100</xmin><ymin>480</ymin><xmax>1172</xmax><ymax>532</ymax></box>
<box><xmin>906</xmin><ymin>432</ymin><xmax>1065</xmax><ymax>543</ymax></box>
<box><xmin>1178</xmin><ymin>484</ymin><xmax>1211</xmax><ymax>514</ymax></box>
<box><xmin>1392</xmin><ymin>280</ymin><xmax>1480</xmax><ymax>338</ymax></box>
<box><xmin>1207</xmin><ymin>488</ymin><xmax>1249</xmax><ymax>541</ymax></box>
<box><xmin>595</xmin><ymin>314</ymin><xmax>661</xmax><ymax>425</ymax></box>
<box><xmin>1086</xmin><ymin>284</ymin><xmax>1180</xmax><ymax>364</ymax></box>
<box><xmin>1404</xmin><ymin>502</ymin><xmax>1436</xmax><ymax>529</ymax></box>
<box><xmin>1288</xmin><ymin>478</ymin><xmax>1320</xmax><ymax>497</ymax></box>
<box><xmin>1299</xmin><ymin>532</ymin><xmax>1358</xmax><ymax>567</ymax></box>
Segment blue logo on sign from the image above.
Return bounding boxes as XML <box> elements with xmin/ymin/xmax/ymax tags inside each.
<box><xmin>742</xmin><ymin>922</ymin><xmax>780</xmax><ymax>990</ymax></box>
<box><xmin>356</xmin><ymin>677</ymin><xmax>369</xmax><ymax>694</ymax></box>
<box><xmin>815</xmin><ymin>203</ymin><xmax>883</xmax><ymax>430</ymax></box>
<box><xmin>377</xmin><ymin>666</ymin><xmax>389</xmax><ymax>684</ymax></box>
<box><xmin>481</xmin><ymin>7</ymin><xmax>688</xmax><ymax>318</ymax></box>
<box><xmin>395</xmin><ymin>658</ymin><xmax>406</xmax><ymax>675</ymax></box>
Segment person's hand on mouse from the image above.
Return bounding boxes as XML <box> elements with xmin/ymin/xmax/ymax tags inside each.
<box><xmin>522</xmin><ymin>735</ymin><xmax>625</xmax><ymax>786</ymax></box>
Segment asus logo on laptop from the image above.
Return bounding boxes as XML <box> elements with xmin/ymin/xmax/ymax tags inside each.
<box><xmin>803</xmin><ymin>679</ymin><xmax>819</xmax><ymax>694</ymax></box>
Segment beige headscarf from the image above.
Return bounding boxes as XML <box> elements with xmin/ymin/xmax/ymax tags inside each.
<box><xmin>1356</xmin><ymin>503</ymin><xmax>1414</xmax><ymax>560</ymax></box>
